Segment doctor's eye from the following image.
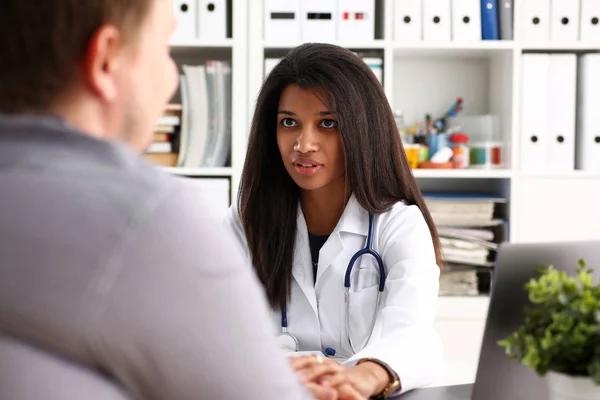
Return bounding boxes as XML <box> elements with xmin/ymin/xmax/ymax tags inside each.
<box><xmin>281</xmin><ymin>118</ymin><xmax>298</xmax><ymax>128</ymax></box>
<box><xmin>319</xmin><ymin>119</ymin><xmax>338</xmax><ymax>129</ymax></box>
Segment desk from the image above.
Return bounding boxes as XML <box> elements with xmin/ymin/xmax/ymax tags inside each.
<box><xmin>396</xmin><ymin>384</ymin><xmax>473</xmax><ymax>400</ymax></box>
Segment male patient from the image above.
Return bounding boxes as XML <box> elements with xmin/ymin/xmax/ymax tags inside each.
<box><xmin>0</xmin><ymin>1</ymin><xmax>317</xmax><ymax>399</ymax></box>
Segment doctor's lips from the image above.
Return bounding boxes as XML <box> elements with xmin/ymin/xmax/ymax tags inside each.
<box><xmin>292</xmin><ymin>158</ymin><xmax>323</xmax><ymax>176</ymax></box>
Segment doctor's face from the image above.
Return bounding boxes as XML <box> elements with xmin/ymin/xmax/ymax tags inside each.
<box><xmin>276</xmin><ymin>84</ymin><xmax>346</xmax><ymax>194</ymax></box>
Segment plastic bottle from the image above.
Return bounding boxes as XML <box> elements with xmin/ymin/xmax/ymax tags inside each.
<box><xmin>450</xmin><ymin>133</ymin><xmax>470</xmax><ymax>169</ymax></box>
<box><xmin>394</xmin><ymin>110</ymin><xmax>411</xmax><ymax>144</ymax></box>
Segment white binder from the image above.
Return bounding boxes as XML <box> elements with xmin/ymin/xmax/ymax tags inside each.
<box><xmin>521</xmin><ymin>0</ymin><xmax>550</xmax><ymax>42</ymax></box>
<box><xmin>550</xmin><ymin>0</ymin><xmax>580</xmax><ymax>42</ymax></box>
<box><xmin>422</xmin><ymin>0</ymin><xmax>451</xmax><ymax>41</ymax></box>
<box><xmin>576</xmin><ymin>54</ymin><xmax>600</xmax><ymax>172</ymax></box>
<box><xmin>172</xmin><ymin>0</ymin><xmax>197</xmax><ymax>42</ymax></box>
<box><xmin>198</xmin><ymin>0</ymin><xmax>227</xmax><ymax>40</ymax></box>
<box><xmin>580</xmin><ymin>0</ymin><xmax>600</xmax><ymax>42</ymax></box>
<box><xmin>392</xmin><ymin>0</ymin><xmax>422</xmax><ymax>42</ymax></box>
<box><xmin>451</xmin><ymin>0</ymin><xmax>482</xmax><ymax>41</ymax></box>
<box><xmin>264</xmin><ymin>58</ymin><xmax>281</xmax><ymax>78</ymax></box>
<box><xmin>302</xmin><ymin>0</ymin><xmax>337</xmax><ymax>42</ymax></box>
<box><xmin>264</xmin><ymin>0</ymin><xmax>301</xmax><ymax>42</ymax></box>
<box><xmin>337</xmin><ymin>0</ymin><xmax>375</xmax><ymax>41</ymax></box>
<box><xmin>520</xmin><ymin>54</ymin><xmax>551</xmax><ymax>172</ymax></box>
<box><xmin>547</xmin><ymin>55</ymin><xmax>577</xmax><ymax>172</ymax></box>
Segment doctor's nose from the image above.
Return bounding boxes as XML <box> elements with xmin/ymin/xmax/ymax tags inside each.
<box><xmin>294</xmin><ymin>129</ymin><xmax>319</xmax><ymax>153</ymax></box>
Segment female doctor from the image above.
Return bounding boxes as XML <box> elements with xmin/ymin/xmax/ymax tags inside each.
<box><xmin>226</xmin><ymin>43</ymin><xmax>444</xmax><ymax>399</ymax></box>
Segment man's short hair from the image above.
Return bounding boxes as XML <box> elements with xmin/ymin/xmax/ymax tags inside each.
<box><xmin>0</xmin><ymin>0</ymin><xmax>154</xmax><ymax>114</ymax></box>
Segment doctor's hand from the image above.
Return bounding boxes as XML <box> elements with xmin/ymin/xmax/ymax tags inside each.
<box><xmin>290</xmin><ymin>355</ymin><xmax>367</xmax><ymax>400</ymax></box>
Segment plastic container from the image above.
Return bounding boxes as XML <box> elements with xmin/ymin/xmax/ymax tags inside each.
<box><xmin>470</xmin><ymin>141</ymin><xmax>503</xmax><ymax>169</ymax></box>
<box><xmin>450</xmin><ymin>133</ymin><xmax>470</xmax><ymax>169</ymax></box>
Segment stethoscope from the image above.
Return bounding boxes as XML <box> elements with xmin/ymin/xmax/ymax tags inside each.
<box><xmin>277</xmin><ymin>214</ymin><xmax>387</xmax><ymax>355</ymax></box>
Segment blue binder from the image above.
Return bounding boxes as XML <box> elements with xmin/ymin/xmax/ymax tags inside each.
<box><xmin>481</xmin><ymin>0</ymin><xmax>500</xmax><ymax>40</ymax></box>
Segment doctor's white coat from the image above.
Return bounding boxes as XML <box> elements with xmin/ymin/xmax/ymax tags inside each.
<box><xmin>226</xmin><ymin>195</ymin><xmax>444</xmax><ymax>394</ymax></box>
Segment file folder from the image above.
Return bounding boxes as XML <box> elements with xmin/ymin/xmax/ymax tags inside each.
<box><xmin>302</xmin><ymin>0</ymin><xmax>337</xmax><ymax>42</ymax></box>
<box><xmin>547</xmin><ymin>55</ymin><xmax>577</xmax><ymax>172</ymax></box>
<box><xmin>576</xmin><ymin>54</ymin><xmax>600</xmax><ymax>172</ymax></box>
<box><xmin>172</xmin><ymin>0</ymin><xmax>198</xmax><ymax>42</ymax></box>
<box><xmin>550</xmin><ymin>0</ymin><xmax>580</xmax><ymax>42</ymax></box>
<box><xmin>499</xmin><ymin>0</ymin><xmax>513</xmax><ymax>40</ymax></box>
<box><xmin>264</xmin><ymin>0</ymin><xmax>301</xmax><ymax>42</ymax></box>
<box><xmin>480</xmin><ymin>0</ymin><xmax>499</xmax><ymax>40</ymax></box>
<box><xmin>580</xmin><ymin>0</ymin><xmax>600</xmax><ymax>42</ymax></box>
<box><xmin>521</xmin><ymin>0</ymin><xmax>550</xmax><ymax>42</ymax></box>
<box><xmin>520</xmin><ymin>54</ymin><xmax>551</xmax><ymax>172</ymax></box>
<box><xmin>422</xmin><ymin>0</ymin><xmax>451</xmax><ymax>41</ymax></box>
<box><xmin>452</xmin><ymin>0</ymin><xmax>482</xmax><ymax>41</ymax></box>
<box><xmin>393</xmin><ymin>0</ymin><xmax>422</xmax><ymax>42</ymax></box>
<box><xmin>198</xmin><ymin>0</ymin><xmax>227</xmax><ymax>40</ymax></box>
<box><xmin>264</xmin><ymin>58</ymin><xmax>281</xmax><ymax>78</ymax></box>
<box><xmin>337</xmin><ymin>0</ymin><xmax>375</xmax><ymax>41</ymax></box>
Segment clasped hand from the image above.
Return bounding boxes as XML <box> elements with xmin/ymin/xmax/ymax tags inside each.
<box><xmin>290</xmin><ymin>355</ymin><xmax>376</xmax><ymax>400</ymax></box>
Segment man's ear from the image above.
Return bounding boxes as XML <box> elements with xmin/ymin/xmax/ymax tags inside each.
<box><xmin>82</xmin><ymin>25</ymin><xmax>124</xmax><ymax>102</ymax></box>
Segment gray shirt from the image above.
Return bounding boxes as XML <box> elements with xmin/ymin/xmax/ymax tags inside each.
<box><xmin>0</xmin><ymin>114</ymin><xmax>311</xmax><ymax>399</ymax></box>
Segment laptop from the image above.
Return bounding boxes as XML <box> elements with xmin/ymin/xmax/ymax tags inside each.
<box><xmin>400</xmin><ymin>241</ymin><xmax>600</xmax><ymax>400</ymax></box>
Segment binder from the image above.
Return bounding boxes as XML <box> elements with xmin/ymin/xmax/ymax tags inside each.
<box><xmin>337</xmin><ymin>0</ymin><xmax>375</xmax><ymax>41</ymax></box>
<box><xmin>264</xmin><ymin>58</ymin><xmax>281</xmax><ymax>78</ymax></box>
<box><xmin>301</xmin><ymin>0</ymin><xmax>337</xmax><ymax>42</ymax></box>
<box><xmin>198</xmin><ymin>0</ymin><xmax>227</xmax><ymax>40</ymax></box>
<box><xmin>547</xmin><ymin>55</ymin><xmax>577</xmax><ymax>172</ymax></box>
<box><xmin>392</xmin><ymin>0</ymin><xmax>422</xmax><ymax>42</ymax></box>
<box><xmin>576</xmin><ymin>54</ymin><xmax>600</xmax><ymax>172</ymax></box>
<box><xmin>422</xmin><ymin>0</ymin><xmax>451</xmax><ymax>41</ymax></box>
<box><xmin>550</xmin><ymin>0</ymin><xmax>580</xmax><ymax>42</ymax></box>
<box><xmin>498</xmin><ymin>0</ymin><xmax>513</xmax><ymax>40</ymax></box>
<box><xmin>580</xmin><ymin>0</ymin><xmax>600</xmax><ymax>42</ymax></box>
<box><xmin>172</xmin><ymin>0</ymin><xmax>197</xmax><ymax>42</ymax></box>
<box><xmin>264</xmin><ymin>0</ymin><xmax>301</xmax><ymax>42</ymax></box>
<box><xmin>452</xmin><ymin>0</ymin><xmax>482</xmax><ymax>41</ymax></box>
<box><xmin>480</xmin><ymin>0</ymin><xmax>499</xmax><ymax>40</ymax></box>
<box><xmin>520</xmin><ymin>54</ymin><xmax>551</xmax><ymax>172</ymax></box>
<box><xmin>521</xmin><ymin>0</ymin><xmax>550</xmax><ymax>42</ymax></box>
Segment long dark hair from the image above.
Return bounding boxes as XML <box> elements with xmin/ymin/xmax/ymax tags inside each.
<box><xmin>238</xmin><ymin>43</ymin><xmax>442</xmax><ymax>311</ymax></box>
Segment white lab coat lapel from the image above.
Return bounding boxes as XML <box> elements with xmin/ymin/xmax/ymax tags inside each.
<box><xmin>292</xmin><ymin>196</ymin><xmax>370</xmax><ymax>319</ymax></box>
<box><xmin>315</xmin><ymin>196</ymin><xmax>370</xmax><ymax>285</ymax></box>
<box><xmin>293</xmin><ymin>206</ymin><xmax>319</xmax><ymax>318</ymax></box>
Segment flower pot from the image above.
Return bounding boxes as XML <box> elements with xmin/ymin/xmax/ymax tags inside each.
<box><xmin>546</xmin><ymin>371</ymin><xmax>600</xmax><ymax>400</ymax></box>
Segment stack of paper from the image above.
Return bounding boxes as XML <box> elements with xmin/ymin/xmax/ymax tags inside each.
<box><xmin>178</xmin><ymin>60</ymin><xmax>232</xmax><ymax>168</ymax></box>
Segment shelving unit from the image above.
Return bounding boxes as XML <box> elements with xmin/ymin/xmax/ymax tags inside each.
<box><xmin>158</xmin><ymin>0</ymin><xmax>600</xmax><ymax>386</ymax></box>
<box><xmin>162</xmin><ymin>0</ymin><xmax>248</xmax><ymax>206</ymax></box>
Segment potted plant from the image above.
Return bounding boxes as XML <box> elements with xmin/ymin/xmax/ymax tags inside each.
<box><xmin>498</xmin><ymin>259</ymin><xmax>600</xmax><ymax>400</ymax></box>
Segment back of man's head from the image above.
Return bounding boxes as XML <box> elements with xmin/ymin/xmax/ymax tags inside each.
<box><xmin>0</xmin><ymin>0</ymin><xmax>178</xmax><ymax>151</ymax></box>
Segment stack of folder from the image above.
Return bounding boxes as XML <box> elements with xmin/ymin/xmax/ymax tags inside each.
<box><xmin>263</xmin><ymin>0</ymin><xmax>377</xmax><ymax>42</ymax></box>
<box><xmin>171</xmin><ymin>0</ymin><xmax>228</xmax><ymax>42</ymax></box>
<box><xmin>393</xmin><ymin>0</ymin><xmax>513</xmax><ymax>42</ymax></box>
<box><xmin>521</xmin><ymin>53</ymin><xmax>600</xmax><ymax>173</ymax></box>
<box><xmin>423</xmin><ymin>192</ymin><xmax>508</xmax><ymax>296</ymax></box>
<box><xmin>521</xmin><ymin>0</ymin><xmax>600</xmax><ymax>42</ymax></box>
<box><xmin>173</xmin><ymin>60</ymin><xmax>232</xmax><ymax>168</ymax></box>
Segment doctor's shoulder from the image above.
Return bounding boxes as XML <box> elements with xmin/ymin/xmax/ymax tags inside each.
<box><xmin>376</xmin><ymin>200</ymin><xmax>439</xmax><ymax>266</ymax></box>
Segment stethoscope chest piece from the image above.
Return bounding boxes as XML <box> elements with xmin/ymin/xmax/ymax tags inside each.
<box><xmin>277</xmin><ymin>331</ymin><xmax>299</xmax><ymax>352</ymax></box>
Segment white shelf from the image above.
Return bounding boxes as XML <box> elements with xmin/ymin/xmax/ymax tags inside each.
<box><xmin>392</xmin><ymin>41</ymin><xmax>515</xmax><ymax>57</ymax></box>
<box><xmin>162</xmin><ymin>167</ymin><xmax>234</xmax><ymax>177</ymax></box>
<box><xmin>520</xmin><ymin>42</ymin><xmax>600</xmax><ymax>51</ymax></box>
<box><xmin>169</xmin><ymin>39</ymin><xmax>234</xmax><ymax>49</ymax></box>
<box><xmin>519</xmin><ymin>170</ymin><xmax>600</xmax><ymax>179</ymax></box>
<box><xmin>262</xmin><ymin>40</ymin><xmax>386</xmax><ymax>50</ymax></box>
<box><xmin>412</xmin><ymin>169</ymin><xmax>513</xmax><ymax>179</ymax></box>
